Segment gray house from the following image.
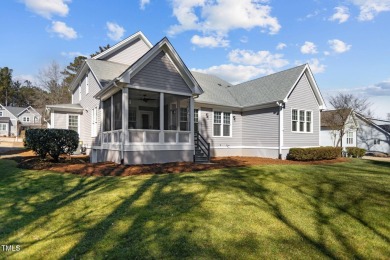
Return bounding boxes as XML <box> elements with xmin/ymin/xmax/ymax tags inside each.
<box><xmin>0</xmin><ymin>104</ymin><xmax>42</xmax><ymax>137</ymax></box>
<box><xmin>46</xmin><ymin>31</ymin><xmax>326</xmax><ymax>164</ymax></box>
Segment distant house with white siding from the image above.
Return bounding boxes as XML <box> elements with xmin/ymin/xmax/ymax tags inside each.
<box><xmin>0</xmin><ymin>104</ymin><xmax>42</xmax><ymax>137</ymax></box>
<box><xmin>46</xmin><ymin>31</ymin><xmax>326</xmax><ymax>164</ymax></box>
<box><xmin>320</xmin><ymin>109</ymin><xmax>390</xmax><ymax>155</ymax></box>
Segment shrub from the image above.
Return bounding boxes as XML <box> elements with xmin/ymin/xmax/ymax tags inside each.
<box><xmin>287</xmin><ymin>147</ymin><xmax>342</xmax><ymax>161</ymax></box>
<box><xmin>25</xmin><ymin>129</ymin><xmax>79</xmax><ymax>162</ymax></box>
<box><xmin>346</xmin><ymin>147</ymin><xmax>366</xmax><ymax>158</ymax></box>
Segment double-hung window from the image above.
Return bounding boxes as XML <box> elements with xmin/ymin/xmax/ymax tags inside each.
<box><xmin>180</xmin><ymin>108</ymin><xmax>188</xmax><ymax>131</ymax></box>
<box><xmin>292</xmin><ymin>109</ymin><xmax>312</xmax><ymax>133</ymax></box>
<box><xmin>346</xmin><ymin>131</ymin><xmax>353</xmax><ymax>145</ymax></box>
<box><xmin>0</xmin><ymin>123</ymin><xmax>6</xmax><ymax>131</ymax></box>
<box><xmin>68</xmin><ymin>115</ymin><xmax>79</xmax><ymax>133</ymax></box>
<box><xmin>0</xmin><ymin>111</ymin><xmax>3</xmax><ymax>116</ymax></box>
<box><xmin>128</xmin><ymin>107</ymin><xmax>137</xmax><ymax>129</ymax></box>
<box><xmin>23</xmin><ymin>117</ymin><xmax>30</xmax><ymax>123</ymax></box>
<box><xmin>213</xmin><ymin>111</ymin><xmax>231</xmax><ymax>137</ymax></box>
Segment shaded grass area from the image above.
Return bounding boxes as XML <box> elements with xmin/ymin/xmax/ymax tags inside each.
<box><xmin>0</xmin><ymin>159</ymin><xmax>389</xmax><ymax>259</ymax></box>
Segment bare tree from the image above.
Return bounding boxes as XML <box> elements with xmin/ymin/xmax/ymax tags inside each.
<box><xmin>38</xmin><ymin>61</ymin><xmax>70</xmax><ymax>105</ymax></box>
<box><xmin>324</xmin><ymin>93</ymin><xmax>371</xmax><ymax>148</ymax></box>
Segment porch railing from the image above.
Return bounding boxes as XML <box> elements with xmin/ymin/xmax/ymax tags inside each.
<box><xmin>103</xmin><ymin>129</ymin><xmax>191</xmax><ymax>144</ymax></box>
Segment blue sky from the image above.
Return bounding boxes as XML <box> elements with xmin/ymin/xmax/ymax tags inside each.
<box><xmin>1</xmin><ymin>0</ymin><xmax>389</xmax><ymax>119</ymax></box>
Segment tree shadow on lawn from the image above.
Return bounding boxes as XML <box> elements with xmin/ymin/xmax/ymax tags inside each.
<box><xmin>1</xmin><ymin>159</ymin><xmax>389</xmax><ymax>259</ymax></box>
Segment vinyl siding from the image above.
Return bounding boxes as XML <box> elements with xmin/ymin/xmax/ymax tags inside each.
<box><xmin>18</xmin><ymin>110</ymin><xmax>41</xmax><ymax>126</ymax></box>
<box><xmin>131</xmin><ymin>51</ymin><xmax>192</xmax><ymax>94</ymax></box>
<box><xmin>0</xmin><ymin>107</ymin><xmax>16</xmax><ymax>136</ymax></box>
<box><xmin>284</xmin><ymin>72</ymin><xmax>320</xmax><ymax>147</ymax></box>
<box><xmin>0</xmin><ymin>107</ymin><xmax>16</xmax><ymax>119</ymax></box>
<box><xmin>53</xmin><ymin>112</ymin><xmax>68</xmax><ymax>129</ymax></box>
<box><xmin>103</xmin><ymin>38</ymin><xmax>150</xmax><ymax>66</ymax></box>
<box><xmin>196</xmin><ymin>106</ymin><xmax>242</xmax><ymax>148</ymax></box>
<box><xmin>242</xmin><ymin>107</ymin><xmax>279</xmax><ymax>147</ymax></box>
<box><xmin>78</xmin><ymin>71</ymin><xmax>102</xmax><ymax>146</ymax></box>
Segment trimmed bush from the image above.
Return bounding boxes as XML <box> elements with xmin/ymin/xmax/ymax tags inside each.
<box><xmin>287</xmin><ymin>147</ymin><xmax>342</xmax><ymax>161</ymax></box>
<box><xmin>346</xmin><ymin>147</ymin><xmax>366</xmax><ymax>158</ymax></box>
<box><xmin>25</xmin><ymin>129</ymin><xmax>79</xmax><ymax>162</ymax></box>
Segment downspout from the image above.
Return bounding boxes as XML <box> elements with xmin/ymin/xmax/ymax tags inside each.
<box><xmin>276</xmin><ymin>101</ymin><xmax>284</xmax><ymax>159</ymax></box>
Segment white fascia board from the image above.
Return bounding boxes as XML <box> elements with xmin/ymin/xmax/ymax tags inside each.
<box><xmin>283</xmin><ymin>64</ymin><xmax>326</xmax><ymax>109</ymax></box>
<box><xmin>70</xmin><ymin>61</ymin><xmax>88</xmax><ymax>92</ymax></box>
<box><xmin>92</xmin><ymin>31</ymin><xmax>153</xmax><ymax>60</ymax></box>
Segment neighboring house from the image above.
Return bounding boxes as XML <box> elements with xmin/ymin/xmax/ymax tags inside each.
<box><xmin>0</xmin><ymin>104</ymin><xmax>42</xmax><ymax>137</ymax></box>
<box><xmin>46</xmin><ymin>31</ymin><xmax>326</xmax><ymax>164</ymax></box>
<box><xmin>355</xmin><ymin>113</ymin><xmax>390</xmax><ymax>154</ymax></box>
<box><xmin>320</xmin><ymin>109</ymin><xmax>358</xmax><ymax>148</ymax></box>
<box><xmin>320</xmin><ymin>109</ymin><xmax>390</xmax><ymax>154</ymax></box>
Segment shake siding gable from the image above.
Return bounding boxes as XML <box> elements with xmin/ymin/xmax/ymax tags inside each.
<box><xmin>79</xmin><ymin>71</ymin><xmax>102</xmax><ymax>146</ymax></box>
<box><xmin>104</xmin><ymin>38</ymin><xmax>150</xmax><ymax>66</ymax></box>
<box><xmin>131</xmin><ymin>51</ymin><xmax>192</xmax><ymax>94</ymax></box>
<box><xmin>242</xmin><ymin>107</ymin><xmax>279</xmax><ymax>147</ymax></box>
<box><xmin>284</xmin><ymin>73</ymin><xmax>320</xmax><ymax>147</ymax></box>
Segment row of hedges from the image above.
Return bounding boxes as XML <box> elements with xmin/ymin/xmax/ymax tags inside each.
<box><xmin>346</xmin><ymin>147</ymin><xmax>366</xmax><ymax>158</ymax></box>
<box><xmin>24</xmin><ymin>129</ymin><xmax>79</xmax><ymax>162</ymax></box>
<box><xmin>287</xmin><ymin>147</ymin><xmax>342</xmax><ymax>161</ymax></box>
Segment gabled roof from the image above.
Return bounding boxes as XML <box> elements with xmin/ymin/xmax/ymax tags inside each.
<box><xmin>192</xmin><ymin>64</ymin><xmax>325</xmax><ymax>109</ymax></box>
<box><xmin>95</xmin><ymin>37</ymin><xmax>203</xmax><ymax>99</ymax></box>
<box><xmin>4</xmin><ymin>106</ymin><xmax>25</xmax><ymax>117</ymax></box>
<box><xmin>191</xmin><ymin>71</ymin><xmax>240</xmax><ymax>107</ymax></box>
<box><xmin>231</xmin><ymin>65</ymin><xmax>306</xmax><ymax>107</ymax></box>
<box><xmin>86</xmin><ymin>60</ymin><xmax>129</xmax><ymax>87</ymax></box>
<box><xmin>91</xmin><ymin>31</ymin><xmax>152</xmax><ymax>60</ymax></box>
<box><xmin>46</xmin><ymin>103</ymin><xmax>83</xmax><ymax>113</ymax></box>
<box><xmin>355</xmin><ymin>112</ymin><xmax>390</xmax><ymax>136</ymax></box>
<box><xmin>321</xmin><ymin>109</ymin><xmax>353</xmax><ymax>127</ymax></box>
<box><xmin>16</xmin><ymin>105</ymin><xmax>40</xmax><ymax>116</ymax></box>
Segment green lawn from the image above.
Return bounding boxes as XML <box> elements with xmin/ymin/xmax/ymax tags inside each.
<box><xmin>0</xmin><ymin>159</ymin><xmax>389</xmax><ymax>259</ymax></box>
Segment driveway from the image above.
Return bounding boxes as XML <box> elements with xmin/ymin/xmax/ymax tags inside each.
<box><xmin>362</xmin><ymin>156</ymin><xmax>390</xmax><ymax>162</ymax></box>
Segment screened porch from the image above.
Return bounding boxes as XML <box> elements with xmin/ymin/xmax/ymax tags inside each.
<box><xmin>102</xmin><ymin>88</ymin><xmax>193</xmax><ymax>145</ymax></box>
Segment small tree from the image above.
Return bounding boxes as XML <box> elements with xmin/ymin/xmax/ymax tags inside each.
<box><xmin>324</xmin><ymin>93</ymin><xmax>371</xmax><ymax>148</ymax></box>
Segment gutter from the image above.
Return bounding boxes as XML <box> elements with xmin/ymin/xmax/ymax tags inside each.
<box><xmin>276</xmin><ymin>101</ymin><xmax>285</xmax><ymax>159</ymax></box>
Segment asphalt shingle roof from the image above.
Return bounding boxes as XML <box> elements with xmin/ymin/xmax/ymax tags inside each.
<box><xmin>191</xmin><ymin>71</ymin><xmax>240</xmax><ymax>107</ymax></box>
<box><xmin>86</xmin><ymin>59</ymin><xmax>129</xmax><ymax>87</ymax></box>
<box><xmin>192</xmin><ymin>64</ymin><xmax>307</xmax><ymax>108</ymax></box>
<box><xmin>4</xmin><ymin>106</ymin><xmax>25</xmax><ymax>117</ymax></box>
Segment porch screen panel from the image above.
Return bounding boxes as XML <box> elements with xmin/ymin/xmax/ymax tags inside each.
<box><xmin>103</xmin><ymin>98</ymin><xmax>111</xmax><ymax>131</ymax></box>
<box><xmin>113</xmin><ymin>91</ymin><xmax>122</xmax><ymax>130</ymax></box>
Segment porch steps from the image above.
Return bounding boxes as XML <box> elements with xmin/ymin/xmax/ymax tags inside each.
<box><xmin>194</xmin><ymin>132</ymin><xmax>210</xmax><ymax>163</ymax></box>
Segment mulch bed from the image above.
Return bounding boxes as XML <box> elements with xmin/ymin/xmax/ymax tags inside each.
<box><xmin>5</xmin><ymin>149</ymin><xmax>349</xmax><ymax>176</ymax></box>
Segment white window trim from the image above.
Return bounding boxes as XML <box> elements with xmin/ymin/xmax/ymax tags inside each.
<box><xmin>346</xmin><ymin>131</ymin><xmax>354</xmax><ymax>145</ymax></box>
<box><xmin>0</xmin><ymin>111</ymin><xmax>3</xmax><ymax>116</ymax></box>
<box><xmin>291</xmin><ymin>108</ymin><xmax>313</xmax><ymax>133</ymax></box>
<box><xmin>22</xmin><ymin>116</ymin><xmax>30</xmax><ymax>122</ymax></box>
<box><xmin>67</xmin><ymin>114</ymin><xmax>80</xmax><ymax>134</ymax></box>
<box><xmin>0</xmin><ymin>123</ymin><xmax>7</xmax><ymax>131</ymax></box>
<box><xmin>212</xmin><ymin>110</ymin><xmax>232</xmax><ymax>138</ymax></box>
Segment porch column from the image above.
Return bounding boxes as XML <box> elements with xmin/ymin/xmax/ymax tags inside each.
<box><xmin>159</xmin><ymin>93</ymin><xmax>164</xmax><ymax>144</ymax></box>
<box><xmin>189</xmin><ymin>96</ymin><xmax>194</xmax><ymax>146</ymax></box>
<box><xmin>122</xmin><ymin>88</ymin><xmax>129</xmax><ymax>144</ymax></box>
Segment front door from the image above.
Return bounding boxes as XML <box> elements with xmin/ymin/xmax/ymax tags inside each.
<box><xmin>140</xmin><ymin>111</ymin><xmax>153</xmax><ymax>129</ymax></box>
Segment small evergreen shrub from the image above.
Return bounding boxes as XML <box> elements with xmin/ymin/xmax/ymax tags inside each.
<box><xmin>346</xmin><ymin>147</ymin><xmax>366</xmax><ymax>158</ymax></box>
<box><xmin>25</xmin><ymin>129</ymin><xmax>79</xmax><ymax>162</ymax></box>
<box><xmin>287</xmin><ymin>147</ymin><xmax>342</xmax><ymax>161</ymax></box>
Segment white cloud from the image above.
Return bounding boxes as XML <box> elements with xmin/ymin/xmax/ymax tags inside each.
<box><xmin>140</xmin><ymin>0</ymin><xmax>150</xmax><ymax>10</ymax></box>
<box><xmin>21</xmin><ymin>0</ymin><xmax>70</xmax><ymax>19</ymax></box>
<box><xmin>49</xmin><ymin>21</ymin><xmax>77</xmax><ymax>39</ymax></box>
<box><xmin>192</xmin><ymin>64</ymin><xmax>267</xmax><ymax>84</ymax></box>
<box><xmin>60</xmin><ymin>51</ymin><xmax>87</xmax><ymax>58</ymax></box>
<box><xmin>106</xmin><ymin>22</ymin><xmax>125</xmax><ymax>41</ymax></box>
<box><xmin>329</xmin><ymin>80</ymin><xmax>390</xmax><ymax>96</ymax></box>
<box><xmin>296</xmin><ymin>58</ymin><xmax>325</xmax><ymax>74</ymax></box>
<box><xmin>14</xmin><ymin>74</ymin><xmax>37</xmax><ymax>85</ymax></box>
<box><xmin>276</xmin><ymin>42</ymin><xmax>286</xmax><ymax>50</ymax></box>
<box><xmin>240</xmin><ymin>36</ymin><xmax>248</xmax><ymax>43</ymax></box>
<box><xmin>329</xmin><ymin>6</ymin><xmax>350</xmax><ymax>23</ymax></box>
<box><xmin>300</xmin><ymin>41</ymin><xmax>318</xmax><ymax>54</ymax></box>
<box><xmin>191</xmin><ymin>34</ymin><xmax>229</xmax><ymax>48</ymax></box>
<box><xmin>350</xmin><ymin>0</ymin><xmax>390</xmax><ymax>21</ymax></box>
<box><xmin>328</xmin><ymin>39</ymin><xmax>351</xmax><ymax>53</ymax></box>
<box><xmin>228</xmin><ymin>49</ymin><xmax>289</xmax><ymax>68</ymax></box>
<box><xmin>168</xmin><ymin>0</ymin><xmax>281</xmax><ymax>36</ymax></box>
